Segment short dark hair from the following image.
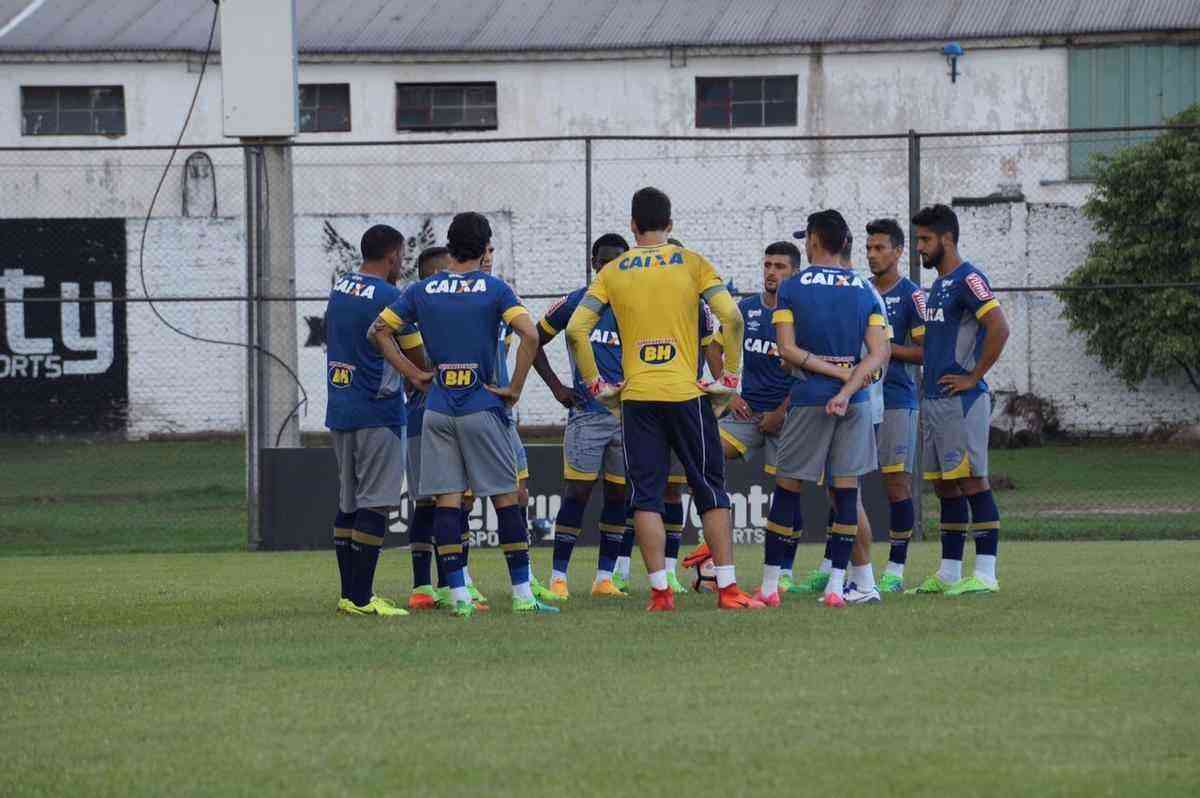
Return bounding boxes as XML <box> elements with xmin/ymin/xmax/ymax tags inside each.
<box><xmin>591</xmin><ymin>233</ymin><xmax>629</xmax><ymax>259</ymax></box>
<box><xmin>417</xmin><ymin>246</ymin><xmax>450</xmax><ymax>277</ymax></box>
<box><xmin>764</xmin><ymin>241</ymin><xmax>802</xmax><ymax>267</ymax></box>
<box><xmin>865</xmin><ymin>218</ymin><xmax>905</xmax><ymax>249</ymax></box>
<box><xmin>840</xmin><ymin>231</ymin><xmax>854</xmax><ymax>261</ymax></box>
<box><xmin>446</xmin><ymin>211</ymin><xmax>492</xmax><ymax>261</ymax></box>
<box><xmin>805</xmin><ymin>209</ymin><xmax>848</xmax><ymax>256</ymax></box>
<box><xmin>911</xmin><ymin>204</ymin><xmax>959</xmax><ymax>244</ymax></box>
<box><xmin>666</xmin><ymin>237</ymin><xmax>683</xmax><ymax>247</ymax></box>
<box><xmin>360</xmin><ymin>224</ymin><xmax>404</xmax><ymax>261</ymax></box>
<box><xmin>631</xmin><ymin>187</ymin><xmax>671</xmax><ymax>233</ymax></box>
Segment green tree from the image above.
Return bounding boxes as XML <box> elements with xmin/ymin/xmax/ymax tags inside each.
<box><xmin>1059</xmin><ymin>105</ymin><xmax>1200</xmax><ymax>393</ymax></box>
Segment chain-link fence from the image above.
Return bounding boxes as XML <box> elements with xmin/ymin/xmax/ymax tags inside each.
<box><xmin>1</xmin><ymin>128</ymin><xmax>1197</xmax><ymax>554</ymax></box>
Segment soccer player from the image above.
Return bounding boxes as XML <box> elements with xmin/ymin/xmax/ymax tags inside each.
<box><xmin>771</xmin><ymin>209</ymin><xmax>891</xmax><ymax>608</ymax></box>
<box><xmin>565</xmin><ymin>186</ymin><xmax>763</xmax><ymax>611</ymax></box>
<box><xmin>326</xmin><ymin>224</ymin><xmax>425</xmax><ymax>617</ymax></box>
<box><xmin>533</xmin><ymin>233</ymin><xmax>633</xmax><ymax>599</ymax></box>
<box><xmin>371</xmin><ymin>211</ymin><xmax>558</xmax><ymax>617</ymax></box>
<box><xmin>907</xmin><ymin>204</ymin><xmax>1010</xmax><ymax>596</ymax></box>
<box><xmin>865</xmin><ymin>219</ymin><xmax>926</xmax><ymax>592</ymax></box>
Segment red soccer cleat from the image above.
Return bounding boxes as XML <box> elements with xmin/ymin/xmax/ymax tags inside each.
<box><xmin>718</xmin><ymin>584</ymin><xmax>767</xmax><ymax>610</ymax></box>
<box><xmin>407</xmin><ymin>590</ymin><xmax>438</xmax><ymax>610</ymax></box>
<box><xmin>752</xmin><ymin>587</ymin><xmax>781</xmax><ymax>608</ymax></box>
<box><xmin>646</xmin><ymin>587</ymin><xmax>676</xmax><ymax>612</ymax></box>
<box><xmin>820</xmin><ymin>591</ymin><xmax>846</xmax><ymax>608</ymax></box>
<box><xmin>681</xmin><ymin>542</ymin><xmax>712</xmax><ymax>569</ymax></box>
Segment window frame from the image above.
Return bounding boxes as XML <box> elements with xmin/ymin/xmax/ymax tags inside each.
<box><xmin>394</xmin><ymin>82</ymin><xmax>498</xmax><ymax>132</ymax></box>
<box><xmin>695</xmin><ymin>76</ymin><xmax>798</xmax><ymax>130</ymax></box>
<box><xmin>298</xmin><ymin>83</ymin><xmax>352</xmax><ymax>134</ymax></box>
<box><xmin>20</xmin><ymin>85</ymin><xmax>127</xmax><ymax>137</ymax></box>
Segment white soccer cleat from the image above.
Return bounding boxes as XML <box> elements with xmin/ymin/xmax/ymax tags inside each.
<box><xmin>843</xmin><ymin>582</ymin><xmax>882</xmax><ymax>604</ymax></box>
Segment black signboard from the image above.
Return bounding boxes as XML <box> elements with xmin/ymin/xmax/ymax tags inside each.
<box><xmin>0</xmin><ymin>219</ymin><xmax>128</xmax><ymax>433</ymax></box>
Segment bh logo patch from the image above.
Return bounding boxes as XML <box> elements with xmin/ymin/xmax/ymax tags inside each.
<box><xmin>638</xmin><ymin>339</ymin><xmax>677</xmax><ymax>365</ymax></box>
<box><xmin>439</xmin><ymin>364</ymin><xmax>479</xmax><ymax>389</ymax></box>
<box><xmin>328</xmin><ymin>361</ymin><xmax>355</xmax><ymax>388</ymax></box>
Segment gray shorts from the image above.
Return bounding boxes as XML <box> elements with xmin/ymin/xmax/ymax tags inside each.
<box><xmin>878</xmin><ymin>407</ymin><xmax>918</xmax><ymax>475</ymax></box>
<box><xmin>564</xmin><ymin>410</ymin><xmax>625</xmax><ymax>484</ymax></box>
<box><xmin>776</xmin><ymin>403</ymin><xmax>876</xmax><ymax>483</ymax></box>
<box><xmin>509</xmin><ymin>422</ymin><xmax>529</xmax><ymax>480</ymax></box>
<box><xmin>922</xmin><ymin>394</ymin><xmax>990</xmax><ymax>481</ymax></box>
<box><xmin>405</xmin><ymin>431</ymin><xmax>428</xmax><ymax>502</ymax></box>
<box><xmin>420</xmin><ymin>409</ymin><xmax>519</xmax><ymax>498</ymax></box>
<box><xmin>332</xmin><ymin>426</ymin><xmax>407</xmax><ymax>513</ymax></box>
<box><xmin>718</xmin><ymin>415</ymin><xmax>780</xmax><ymax>474</ymax></box>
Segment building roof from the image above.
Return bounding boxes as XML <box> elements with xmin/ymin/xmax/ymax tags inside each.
<box><xmin>0</xmin><ymin>0</ymin><xmax>1197</xmax><ymax>55</ymax></box>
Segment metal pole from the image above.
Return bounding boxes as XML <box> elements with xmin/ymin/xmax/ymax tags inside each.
<box><xmin>584</xmin><ymin>138</ymin><xmax>593</xmax><ymax>285</ymax></box>
<box><xmin>244</xmin><ymin>145</ymin><xmax>260</xmax><ymax>550</ymax></box>
<box><xmin>907</xmin><ymin>129</ymin><xmax>924</xmax><ymax>539</ymax></box>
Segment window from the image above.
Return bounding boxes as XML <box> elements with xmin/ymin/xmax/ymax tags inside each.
<box><xmin>298</xmin><ymin>84</ymin><xmax>351</xmax><ymax>133</ymax></box>
<box><xmin>395</xmin><ymin>83</ymin><xmax>497</xmax><ymax>131</ymax></box>
<box><xmin>21</xmin><ymin>86</ymin><xmax>126</xmax><ymax>136</ymax></box>
<box><xmin>1068</xmin><ymin>44</ymin><xmax>1199</xmax><ymax>178</ymax></box>
<box><xmin>696</xmin><ymin>76</ymin><xmax>797</xmax><ymax>129</ymax></box>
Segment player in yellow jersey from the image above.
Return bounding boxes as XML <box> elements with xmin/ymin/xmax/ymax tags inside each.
<box><xmin>565</xmin><ymin>187</ymin><xmax>765</xmax><ymax>611</ymax></box>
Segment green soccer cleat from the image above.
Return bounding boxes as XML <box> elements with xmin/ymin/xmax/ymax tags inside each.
<box><xmin>530</xmin><ymin>575</ymin><xmax>562</xmax><ymax>603</ymax></box>
<box><xmin>878</xmin><ymin>573</ymin><xmax>905</xmax><ymax>594</ymax></box>
<box><xmin>434</xmin><ymin>586</ymin><xmax>453</xmax><ymax>608</ymax></box>
<box><xmin>905</xmin><ymin>575</ymin><xmax>952</xmax><ymax>595</ymax></box>
<box><xmin>945</xmin><ymin>575</ymin><xmax>999</xmax><ymax>597</ymax></box>
<box><xmin>788</xmin><ymin>569</ymin><xmax>830</xmax><ymax>594</ymax></box>
<box><xmin>467</xmin><ymin>584</ymin><xmax>489</xmax><ymax>605</ymax></box>
<box><xmin>453</xmin><ymin>599</ymin><xmax>476</xmax><ymax>618</ymax></box>
<box><xmin>612</xmin><ymin>572</ymin><xmax>630</xmax><ymax>593</ymax></box>
<box><xmin>336</xmin><ymin>597</ymin><xmax>354</xmax><ymax>614</ymax></box>
<box><xmin>777</xmin><ymin>574</ymin><xmax>797</xmax><ymax>594</ymax></box>
<box><xmin>513</xmin><ymin>595</ymin><xmax>561</xmax><ymax>614</ymax></box>
<box><xmin>666</xmin><ymin>571</ymin><xmax>688</xmax><ymax>595</ymax></box>
<box><xmin>341</xmin><ymin>596</ymin><xmax>409</xmax><ymax>617</ymax></box>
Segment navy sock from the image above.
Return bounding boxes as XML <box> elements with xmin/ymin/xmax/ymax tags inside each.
<box><xmin>888</xmin><ymin>498</ymin><xmax>915</xmax><ymax>566</ymax></box>
<box><xmin>433</xmin><ymin>506</ymin><xmax>466</xmax><ymax>591</ymax></box>
<box><xmin>664</xmin><ymin>501</ymin><xmax>684</xmax><ymax>561</ymax></box>
<box><xmin>940</xmin><ymin>495</ymin><xmax>970</xmax><ymax>562</ymax></box>
<box><xmin>782</xmin><ymin>495</ymin><xmax>803</xmax><ymax>570</ymax></box>
<box><xmin>497</xmin><ymin>504</ymin><xmax>530</xmax><ymax>587</ymax></box>
<box><xmin>460</xmin><ymin>507</ymin><xmax>471</xmax><ymax>567</ymax></box>
<box><xmin>333</xmin><ymin>510</ymin><xmax>355</xmax><ymax>600</ymax></box>
<box><xmin>823</xmin><ymin>507</ymin><xmax>835</xmax><ymax>562</ymax></box>
<box><xmin>968</xmin><ymin>490</ymin><xmax>1000</xmax><ymax>557</ymax></box>
<box><xmin>765</xmin><ymin>486</ymin><xmax>800</xmax><ymax>567</ymax></box>
<box><xmin>350</xmin><ymin>509</ymin><xmax>387</xmax><ymax>606</ymax></box>
<box><xmin>408</xmin><ymin>504</ymin><xmax>434</xmax><ymax>588</ymax></box>
<box><xmin>552</xmin><ymin>495</ymin><xmax>586</xmax><ymax>574</ymax></box>
<box><xmin>598</xmin><ymin>500</ymin><xmax>626</xmax><ymax>574</ymax></box>
<box><xmin>829</xmin><ymin>487</ymin><xmax>858</xmax><ymax>571</ymax></box>
<box><xmin>619</xmin><ymin>507</ymin><xmax>636</xmax><ymax>559</ymax></box>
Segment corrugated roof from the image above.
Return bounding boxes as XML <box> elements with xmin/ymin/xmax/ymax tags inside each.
<box><xmin>0</xmin><ymin>0</ymin><xmax>1197</xmax><ymax>54</ymax></box>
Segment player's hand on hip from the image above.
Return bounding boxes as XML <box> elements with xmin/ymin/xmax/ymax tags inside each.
<box><xmin>551</xmin><ymin>383</ymin><xmax>581</xmax><ymax>409</ymax></box>
<box><xmin>586</xmin><ymin>378</ymin><xmax>622</xmax><ymax>409</ymax></box>
<box><xmin>412</xmin><ymin>371</ymin><xmax>434</xmax><ymax>393</ymax></box>
<box><xmin>727</xmin><ymin>393</ymin><xmax>753</xmax><ymax>421</ymax></box>
<box><xmin>938</xmin><ymin>373</ymin><xmax>978</xmax><ymax>396</ymax></box>
<box><xmin>484</xmin><ymin>383</ymin><xmax>521</xmax><ymax>406</ymax></box>
<box><xmin>758</xmin><ymin>406</ymin><xmax>786</xmax><ymax>435</ymax></box>
<box><xmin>825</xmin><ymin>393</ymin><xmax>849</xmax><ymax>417</ymax></box>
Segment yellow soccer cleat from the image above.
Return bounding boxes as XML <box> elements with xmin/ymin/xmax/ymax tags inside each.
<box><xmin>591</xmin><ymin>578</ymin><xmax>628</xmax><ymax>598</ymax></box>
<box><xmin>549</xmin><ymin>577</ymin><xmax>570</xmax><ymax>601</ymax></box>
<box><xmin>336</xmin><ymin>597</ymin><xmax>355</xmax><ymax>614</ymax></box>
<box><xmin>342</xmin><ymin>596</ymin><xmax>410</xmax><ymax>617</ymax></box>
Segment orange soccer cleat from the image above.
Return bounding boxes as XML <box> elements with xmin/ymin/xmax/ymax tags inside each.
<box><xmin>681</xmin><ymin>542</ymin><xmax>712</xmax><ymax>569</ymax></box>
<box><xmin>407</xmin><ymin>587</ymin><xmax>439</xmax><ymax>610</ymax></box>
<box><xmin>820</xmin><ymin>591</ymin><xmax>846</xmax><ymax>608</ymax></box>
<box><xmin>717</xmin><ymin>584</ymin><xmax>767</xmax><ymax>610</ymax></box>
<box><xmin>751</xmin><ymin>587</ymin><xmax>781</xmax><ymax>608</ymax></box>
<box><xmin>646</xmin><ymin>587</ymin><xmax>676</xmax><ymax>612</ymax></box>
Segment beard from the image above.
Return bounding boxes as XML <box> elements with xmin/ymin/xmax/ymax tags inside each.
<box><xmin>920</xmin><ymin>245</ymin><xmax>943</xmax><ymax>271</ymax></box>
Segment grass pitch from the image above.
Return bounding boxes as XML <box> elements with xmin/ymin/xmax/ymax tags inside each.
<box><xmin>2</xmin><ymin>541</ymin><xmax>1199</xmax><ymax>797</ymax></box>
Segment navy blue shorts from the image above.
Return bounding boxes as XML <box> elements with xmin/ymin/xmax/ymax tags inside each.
<box><xmin>621</xmin><ymin>398</ymin><xmax>730</xmax><ymax>515</ymax></box>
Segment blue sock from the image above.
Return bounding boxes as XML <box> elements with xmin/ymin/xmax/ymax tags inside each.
<box><xmin>350</xmin><ymin>509</ymin><xmax>387</xmax><ymax>606</ymax></box>
<box><xmin>888</xmin><ymin>498</ymin><xmax>915</xmax><ymax>566</ymax></box>
<box><xmin>940</xmin><ymin>495</ymin><xmax>970</xmax><ymax>563</ymax></box>
<box><xmin>460</xmin><ymin>507</ymin><xmax>472</xmax><ymax>567</ymax></box>
<box><xmin>408</xmin><ymin>504</ymin><xmax>435</xmax><ymax>588</ymax></box>
<box><xmin>968</xmin><ymin>490</ymin><xmax>1000</xmax><ymax>557</ymax></box>
<box><xmin>765</xmin><ymin>486</ymin><xmax>800</xmax><ymax>567</ymax></box>
<box><xmin>434</xmin><ymin>506</ymin><xmax>466</xmax><ymax>591</ymax></box>
<box><xmin>598</xmin><ymin>500</ymin><xmax>625</xmax><ymax>574</ymax></box>
<box><xmin>552</xmin><ymin>495</ymin><xmax>586</xmax><ymax>574</ymax></box>
<box><xmin>333</xmin><ymin>510</ymin><xmax>355</xmax><ymax>599</ymax></box>
<box><xmin>782</xmin><ymin>497</ymin><xmax>803</xmax><ymax>571</ymax></box>
<box><xmin>497</xmin><ymin>505</ymin><xmax>531</xmax><ymax>587</ymax></box>
<box><xmin>620</xmin><ymin>508</ymin><xmax>636</xmax><ymax>559</ymax></box>
<box><xmin>664</xmin><ymin>501</ymin><xmax>684</xmax><ymax>561</ymax></box>
<box><xmin>829</xmin><ymin>487</ymin><xmax>858</xmax><ymax>571</ymax></box>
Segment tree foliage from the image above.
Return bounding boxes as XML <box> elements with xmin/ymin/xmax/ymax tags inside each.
<box><xmin>1059</xmin><ymin>105</ymin><xmax>1200</xmax><ymax>393</ymax></box>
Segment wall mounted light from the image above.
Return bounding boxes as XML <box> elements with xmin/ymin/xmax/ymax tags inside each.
<box><xmin>943</xmin><ymin>42</ymin><xmax>965</xmax><ymax>83</ymax></box>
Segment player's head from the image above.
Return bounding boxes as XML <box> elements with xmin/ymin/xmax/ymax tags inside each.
<box><xmin>480</xmin><ymin>241</ymin><xmax>496</xmax><ymax>274</ymax></box>
<box><xmin>630</xmin><ymin>187</ymin><xmax>672</xmax><ymax>237</ymax></box>
<box><xmin>416</xmin><ymin>245</ymin><xmax>450</xmax><ymax>278</ymax></box>
<box><xmin>865</xmin><ymin>218</ymin><xmax>905</xmax><ymax>278</ymax></box>
<box><xmin>591</xmin><ymin>233</ymin><xmax>629</xmax><ymax>272</ymax></box>
<box><xmin>838</xmin><ymin>231</ymin><xmax>854</xmax><ymax>267</ymax></box>
<box><xmin>800</xmin><ymin>209</ymin><xmax>848</xmax><ymax>262</ymax></box>
<box><xmin>446</xmin><ymin>211</ymin><xmax>492</xmax><ymax>265</ymax></box>
<box><xmin>360</xmin><ymin>224</ymin><xmax>405</xmax><ymax>282</ymax></box>
<box><xmin>912</xmin><ymin>204</ymin><xmax>959</xmax><ymax>270</ymax></box>
<box><xmin>762</xmin><ymin>241</ymin><xmax>800</xmax><ymax>295</ymax></box>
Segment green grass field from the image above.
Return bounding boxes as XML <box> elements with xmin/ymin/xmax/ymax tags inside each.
<box><xmin>2</xmin><ymin>542</ymin><xmax>1199</xmax><ymax>797</ymax></box>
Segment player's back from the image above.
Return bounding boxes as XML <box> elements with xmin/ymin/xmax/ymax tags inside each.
<box><xmin>591</xmin><ymin>243</ymin><xmax>722</xmax><ymax>402</ymax></box>
<box><xmin>776</xmin><ymin>265</ymin><xmax>882</xmax><ymax>407</ymax></box>
<box><xmin>324</xmin><ymin>272</ymin><xmax>405</xmax><ymax>430</ymax></box>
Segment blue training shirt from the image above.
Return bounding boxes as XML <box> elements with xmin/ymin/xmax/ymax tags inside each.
<box><xmin>324</xmin><ymin>272</ymin><xmax>417</xmax><ymax>431</ymax></box>
<box><xmin>922</xmin><ymin>261</ymin><xmax>999</xmax><ymax>401</ymax></box>
<box><xmin>876</xmin><ymin>275</ymin><xmax>926</xmax><ymax>410</ymax></box>
<box><xmin>772</xmin><ymin>265</ymin><xmax>889</xmax><ymax>408</ymax></box>
<box><xmin>737</xmin><ymin>293</ymin><xmax>791</xmax><ymax>413</ymax></box>
<box><xmin>381</xmin><ymin>270</ymin><xmax>528</xmax><ymax>418</ymax></box>
<box><xmin>541</xmin><ymin>286</ymin><xmax>624</xmax><ymax>415</ymax></box>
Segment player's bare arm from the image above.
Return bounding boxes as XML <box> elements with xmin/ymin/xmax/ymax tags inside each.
<box><xmin>531</xmin><ymin>322</ymin><xmax>578</xmax><ymax>408</ymax></box>
<box><xmin>891</xmin><ymin>335</ymin><xmax>924</xmax><ymax>365</ymax></box>
<box><xmin>486</xmin><ymin>311</ymin><xmax>539</xmax><ymax>405</ymax></box>
<box><xmin>369</xmin><ymin>316</ymin><xmax>434</xmax><ymax>391</ymax></box>
<box><xmin>774</xmin><ymin>321</ymin><xmax>854</xmax><ymax>382</ymax></box>
<box><xmin>758</xmin><ymin>398</ymin><xmax>788</xmax><ymax>435</ymax></box>
<box><xmin>705</xmin><ymin>339</ymin><xmax>725</xmax><ymax>381</ymax></box>
<box><xmin>940</xmin><ymin>306</ymin><xmax>1009</xmax><ymax>396</ymax></box>
<box><xmin>827</xmin><ymin>324</ymin><xmax>889</xmax><ymax>415</ymax></box>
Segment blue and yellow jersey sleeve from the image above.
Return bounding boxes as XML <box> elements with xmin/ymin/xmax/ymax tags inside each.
<box><xmin>496</xmin><ymin>281</ymin><xmax>530</xmax><ymax>326</ymax></box>
<box><xmin>539</xmin><ymin>288</ymin><xmax>584</xmax><ymax>338</ymax></box>
<box><xmin>397</xmin><ymin>321</ymin><xmax>422</xmax><ymax>350</ymax></box>
<box><xmin>379</xmin><ymin>284</ymin><xmax>416</xmax><ymax>330</ymax></box>
<box><xmin>908</xmin><ymin>287</ymin><xmax>927</xmax><ymax>340</ymax></box>
<box><xmin>960</xmin><ymin>268</ymin><xmax>999</xmax><ymax>320</ymax></box>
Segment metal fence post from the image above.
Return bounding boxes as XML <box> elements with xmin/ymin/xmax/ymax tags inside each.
<box><xmin>907</xmin><ymin>129</ymin><xmax>925</xmax><ymax>539</ymax></box>
<box><xmin>585</xmin><ymin>137</ymin><xmax>593</xmax><ymax>285</ymax></box>
<box><xmin>244</xmin><ymin>145</ymin><xmax>261</xmax><ymax>550</ymax></box>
